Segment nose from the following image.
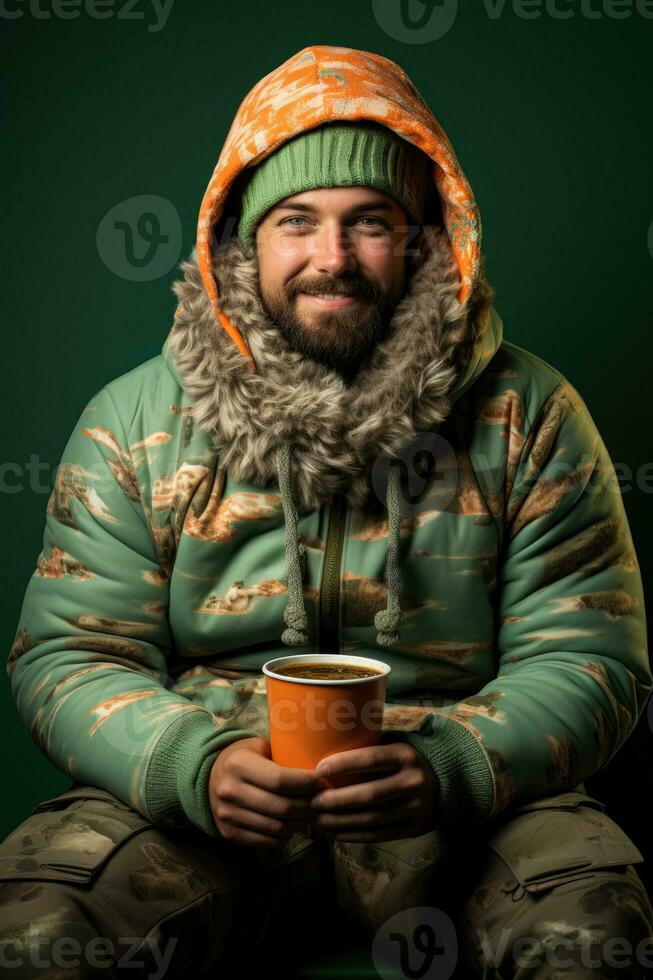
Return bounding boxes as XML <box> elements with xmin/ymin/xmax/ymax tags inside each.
<box><xmin>310</xmin><ymin>223</ymin><xmax>357</xmax><ymax>276</ymax></box>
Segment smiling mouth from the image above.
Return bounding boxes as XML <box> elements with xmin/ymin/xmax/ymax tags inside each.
<box><xmin>299</xmin><ymin>292</ymin><xmax>363</xmax><ymax>308</ymax></box>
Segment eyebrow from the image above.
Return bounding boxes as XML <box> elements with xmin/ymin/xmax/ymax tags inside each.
<box><xmin>272</xmin><ymin>200</ymin><xmax>395</xmax><ymax>214</ymax></box>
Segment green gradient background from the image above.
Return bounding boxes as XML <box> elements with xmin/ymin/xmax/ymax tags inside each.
<box><xmin>3</xmin><ymin>0</ymin><xmax>652</xmax><ymax>915</ymax></box>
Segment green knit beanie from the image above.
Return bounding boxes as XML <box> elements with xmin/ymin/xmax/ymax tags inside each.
<box><xmin>236</xmin><ymin>121</ymin><xmax>432</xmax><ymax>248</ymax></box>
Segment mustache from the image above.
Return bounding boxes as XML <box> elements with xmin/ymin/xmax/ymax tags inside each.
<box><xmin>289</xmin><ymin>277</ymin><xmax>380</xmax><ymax>300</ymax></box>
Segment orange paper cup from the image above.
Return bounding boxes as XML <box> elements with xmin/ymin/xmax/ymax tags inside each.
<box><xmin>262</xmin><ymin>654</ymin><xmax>391</xmax><ymax>789</ymax></box>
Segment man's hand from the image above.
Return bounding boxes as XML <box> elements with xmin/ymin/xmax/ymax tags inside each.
<box><xmin>309</xmin><ymin>742</ymin><xmax>440</xmax><ymax>842</ymax></box>
<box><xmin>208</xmin><ymin>737</ymin><xmax>327</xmax><ymax>848</ymax></box>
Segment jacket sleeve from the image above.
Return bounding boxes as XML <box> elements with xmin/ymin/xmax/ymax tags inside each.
<box><xmin>7</xmin><ymin>384</ymin><xmax>260</xmax><ymax>837</ymax></box>
<box><xmin>382</xmin><ymin>378</ymin><xmax>652</xmax><ymax>828</ymax></box>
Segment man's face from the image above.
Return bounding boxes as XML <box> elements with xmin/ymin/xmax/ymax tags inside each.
<box><xmin>254</xmin><ymin>187</ymin><xmax>416</xmax><ymax>381</ymax></box>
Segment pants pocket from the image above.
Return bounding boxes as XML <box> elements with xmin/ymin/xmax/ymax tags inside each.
<box><xmin>0</xmin><ymin>784</ymin><xmax>156</xmax><ymax>887</ymax></box>
<box><xmin>485</xmin><ymin>790</ymin><xmax>645</xmax><ymax>898</ymax></box>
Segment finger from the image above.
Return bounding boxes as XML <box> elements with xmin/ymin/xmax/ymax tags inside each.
<box><xmin>314</xmin><ymin>802</ymin><xmax>408</xmax><ymax>830</ymax></box>
<box><xmin>235</xmin><ymin>751</ymin><xmax>323</xmax><ymax>796</ymax></box>
<box><xmin>229</xmin><ymin>781</ymin><xmax>317</xmax><ymax>821</ymax></box>
<box><xmin>218</xmin><ymin>804</ymin><xmax>306</xmax><ymax>840</ymax></box>
<box><xmin>316</xmin><ymin>745</ymin><xmax>411</xmax><ymax>778</ymax></box>
<box><xmin>311</xmin><ymin>771</ymin><xmax>412</xmax><ymax>812</ymax></box>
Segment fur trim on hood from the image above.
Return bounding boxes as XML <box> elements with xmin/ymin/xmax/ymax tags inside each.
<box><xmin>165</xmin><ymin>225</ymin><xmax>496</xmax><ymax>514</ymax></box>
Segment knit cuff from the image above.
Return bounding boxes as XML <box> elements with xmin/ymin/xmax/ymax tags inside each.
<box><xmin>380</xmin><ymin>714</ymin><xmax>495</xmax><ymax>829</ymax></box>
<box><xmin>144</xmin><ymin>710</ymin><xmax>260</xmax><ymax>838</ymax></box>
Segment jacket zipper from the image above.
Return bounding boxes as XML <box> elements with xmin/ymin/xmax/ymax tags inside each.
<box><xmin>318</xmin><ymin>492</ymin><xmax>348</xmax><ymax>653</ymax></box>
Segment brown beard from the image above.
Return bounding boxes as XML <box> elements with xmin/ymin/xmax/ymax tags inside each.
<box><xmin>260</xmin><ymin>272</ymin><xmax>403</xmax><ymax>383</ymax></box>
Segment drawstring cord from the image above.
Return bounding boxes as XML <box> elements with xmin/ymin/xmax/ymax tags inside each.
<box><xmin>374</xmin><ymin>460</ymin><xmax>404</xmax><ymax>647</ymax></box>
<box><xmin>276</xmin><ymin>441</ymin><xmax>309</xmax><ymax>646</ymax></box>
<box><xmin>276</xmin><ymin>441</ymin><xmax>403</xmax><ymax>649</ymax></box>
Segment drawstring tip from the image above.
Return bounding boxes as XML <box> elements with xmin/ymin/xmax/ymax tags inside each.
<box><xmin>376</xmin><ymin>629</ymin><xmax>400</xmax><ymax>647</ymax></box>
<box><xmin>374</xmin><ymin>609</ymin><xmax>401</xmax><ymax>647</ymax></box>
<box><xmin>282</xmin><ymin>599</ymin><xmax>309</xmax><ymax>647</ymax></box>
<box><xmin>281</xmin><ymin>626</ymin><xmax>310</xmax><ymax>646</ymax></box>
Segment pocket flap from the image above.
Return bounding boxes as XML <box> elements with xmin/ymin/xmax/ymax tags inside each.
<box><xmin>487</xmin><ymin>802</ymin><xmax>644</xmax><ymax>895</ymax></box>
<box><xmin>29</xmin><ymin>785</ymin><xmax>135</xmax><ymax>815</ymax></box>
<box><xmin>0</xmin><ymin>793</ymin><xmax>154</xmax><ymax>885</ymax></box>
<box><xmin>508</xmin><ymin>791</ymin><xmax>606</xmax><ymax>816</ymax></box>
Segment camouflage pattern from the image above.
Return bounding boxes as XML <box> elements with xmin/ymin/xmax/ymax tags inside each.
<box><xmin>0</xmin><ymin>784</ymin><xmax>327</xmax><ymax>978</ymax></box>
<box><xmin>331</xmin><ymin>792</ymin><xmax>653</xmax><ymax>978</ymax></box>
<box><xmin>0</xmin><ymin>778</ymin><xmax>651</xmax><ymax>977</ymax></box>
<box><xmin>6</xmin><ymin>336</ymin><xmax>652</xmax><ymax>836</ymax></box>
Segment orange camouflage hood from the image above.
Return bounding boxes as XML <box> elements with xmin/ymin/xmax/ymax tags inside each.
<box><xmin>195</xmin><ymin>44</ymin><xmax>482</xmax><ymax>373</ymax></box>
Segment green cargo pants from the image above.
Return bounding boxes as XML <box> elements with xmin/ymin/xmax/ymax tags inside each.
<box><xmin>1</xmin><ymin>782</ymin><xmax>651</xmax><ymax>978</ymax></box>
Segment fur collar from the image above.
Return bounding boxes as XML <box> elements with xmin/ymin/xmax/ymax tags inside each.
<box><xmin>165</xmin><ymin>228</ymin><xmax>494</xmax><ymax>511</ymax></box>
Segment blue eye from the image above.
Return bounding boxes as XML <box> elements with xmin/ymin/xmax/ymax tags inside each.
<box><xmin>281</xmin><ymin>216</ymin><xmax>386</xmax><ymax>229</ymax></box>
